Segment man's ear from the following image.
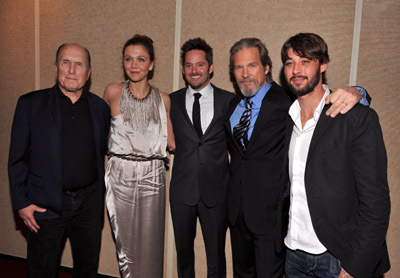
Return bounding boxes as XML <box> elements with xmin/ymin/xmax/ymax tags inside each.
<box><xmin>320</xmin><ymin>62</ymin><xmax>328</xmax><ymax>73</ymax></box>
<box><xmin>264</xmin><ymin>65</ymin><xmax>270</xmax><ymax>75</ymax></box>
<box><xmin>209</xmin><ymin>64</ymin><xmax>214</xmax><ymax>75</ymax></box>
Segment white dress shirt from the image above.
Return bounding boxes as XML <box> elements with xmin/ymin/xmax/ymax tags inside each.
<box><xmin>185</xmin><ymin>82</ymin><xmax>214</xmax><ymax>134</ymax></box>
<box><xmin>284</xmin><ymin>85</ymin><xmax>330</xmax><ymax>254</ymax></box>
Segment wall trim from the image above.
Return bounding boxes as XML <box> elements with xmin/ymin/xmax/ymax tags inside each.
<box><xmin>349</xmin><ymin>0</ymin><xmax>363</xmax><ymax>85</ymax></box>
<box><xmin>166</xmin><ymin>1</ymin><xmax>183</xmax><ymax>277</ymax></box>
<box><xmin>35</xmin><ymin>0</ymin><xmax>40</xmax><ymax>90</ymax></box>
<box><xmin>172</xmin><ymin>0</ymin><xmax>182</xmax><ymax>92</ymax></box>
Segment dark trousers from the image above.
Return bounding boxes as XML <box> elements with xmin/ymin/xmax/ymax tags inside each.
<box><xmin>170</xmin><ymin>200</ymin><xmax>228</xmax><ymax>278</ymax></box>
<box><xmin>285</xmin><ymin>248</ymin><xmax>341</xmax><ymax>278</ymax></box>
<box><xmin>27</xmin><ymin>182</ymin><xmax>102</xmax><ymax>278</ymax></box>
<box><xmin>230</xmin><ymin>211</ymin><xmax>284</xmax><ymax>278</ymax></box>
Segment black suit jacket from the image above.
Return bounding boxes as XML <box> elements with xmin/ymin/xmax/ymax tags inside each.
<box><xmin>225</xmin><ymin>82</ymin><xmax>293</xmax><ymax>249</ymax></box>
<box><xmin>170</xmin><ymin>84</ymin><xmax>234</xmax><ymax>207</ymax></box>
<box><xmin>8</xmin><ymin>85</ymin><xmax>110</xmax><ymax>219</ymax></box>
<box><xmin>282</xmin><ymin>103</ymin><xmax>390</xmax><ymax>277</ymax></box>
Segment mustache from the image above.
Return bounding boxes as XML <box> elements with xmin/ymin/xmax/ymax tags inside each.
<box><xmin>239</xmin><ymin>78</ymin><xmax>256</xmax><ymax>84</ymax></box>
<box><xmin>290</xmin><ymin>75</ymin><xmax>308</xmax><ymax>81</ymax></box>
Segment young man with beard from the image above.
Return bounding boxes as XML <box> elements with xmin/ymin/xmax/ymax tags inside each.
<box><xmin>225</xmin><ymin>37</ymin><xmax>368</xmax><ymax>277</ymax></box>
<box><xmin>169</xmin><ymin>38</ymin><xmax>234</xmax><ymax>277</ymax></box>
<box><xmin>281</xmin><ymin>33</ymin><xmax>390</xmax><ymax>278</ymax></box>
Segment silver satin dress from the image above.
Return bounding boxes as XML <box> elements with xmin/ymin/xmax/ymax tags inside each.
<box><xmin>105</xmin><ymin>81</ymin><xmax>167</xmax><ymax>278</ymax></box>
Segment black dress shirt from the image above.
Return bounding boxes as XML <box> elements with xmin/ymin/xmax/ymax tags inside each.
<box><xmin>57</xmin><ymin>86</ymin><xmax>98</xmax><ymax>191</ymax></box>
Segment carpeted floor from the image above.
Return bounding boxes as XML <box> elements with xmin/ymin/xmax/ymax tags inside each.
<box><xmin>0</xmin><ymin>254</ymin><xmax>114</xmax><ymax>278</ymax></box>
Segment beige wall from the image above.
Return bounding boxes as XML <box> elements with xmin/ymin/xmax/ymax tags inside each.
<box><xmin>0</xmin><ymin>0</ymin><xmax>398</xmax><ymax>277</ymax></box>
<box><xmin>358</xmin><ymin>0</ymin><xmax>400</xmax><ymax>276</ymax></box>
<box><xmin>0</xmin><ymin>0</ymin><xmax>36</xmax><ymax>262</ymax></box>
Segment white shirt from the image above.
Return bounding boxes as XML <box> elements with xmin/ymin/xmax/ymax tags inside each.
<box><xmin>284</xmin><ymin>85</ymin><xmax>330</xmax><ymax>254</ymax></box>
<box><xmin>185</xmin><ymin>82</ymin><xmax>214</xmax><ymax>134</ymax></box>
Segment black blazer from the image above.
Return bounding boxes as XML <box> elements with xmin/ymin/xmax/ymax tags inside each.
<box><xmin>8</xmin><ymin>85</ymin><xmax>110</xmax><ymax>219</ymax></box>
<box><xmin>282</xmin><ymin>103</ymin><xmax>390</xmax><ymax>277</ymax></box>
<box><xmin>169</xmin><ymin>84</ymin><xmax>234</xmax><ymax>207</ymax></box>
<box><xmin>225</xmin><ymin>82</ymin><xmax>293</xmax><ymax>248</ymax></box>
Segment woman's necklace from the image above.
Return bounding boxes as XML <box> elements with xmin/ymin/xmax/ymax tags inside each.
<box><xmin>127</xmin><ymin>83</ymin><xmax>152</xmax><ymax>102</ymax></box>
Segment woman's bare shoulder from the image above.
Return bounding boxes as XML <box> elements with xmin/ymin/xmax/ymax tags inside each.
<box><xmin>103</xmin><ymin>83</ymin><xmax>124</xmax><ymax>101</ymax></box>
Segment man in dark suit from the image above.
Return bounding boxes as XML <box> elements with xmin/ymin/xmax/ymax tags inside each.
<box><xmin>8</xmin><ymin>43</ymin><xmax>110</xmax><ymax>278</ymax></box>
<box><xmin>281</xmin><ymin>33</ymin><xmax>390</xmax><ymax>278</ymax></box>
<box><xmin>225</xmin><ymin>38</ymin><xmax>367</xmax><ymax>277</ymax></box>
<box><xmin>169</xmin><ymin>38</ymin><xmax>234</xmax><ymax>277</ymax></box>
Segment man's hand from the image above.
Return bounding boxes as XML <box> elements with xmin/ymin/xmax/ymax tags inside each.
<box><xmin>325</xmin><ymin>87</ymin><xmax>362</xmax><ymax>118</ymax></box>
<box><xmin>18</xmin><ymin>204</ymin><xmax>46</xmax><ymax>233</ymax></box>
<box><xmin>338</xmin><ymin>267</ymin><xmax>354</xmax><ymax>278</ymax></box>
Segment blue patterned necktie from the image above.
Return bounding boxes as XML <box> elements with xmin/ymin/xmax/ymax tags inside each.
<box><xmin>233</xmin><ymin>97</ymin><xmax>252</xmax><ymax>151</ymax></box>
<box><xmin>193</xmin><ymin>93</ymin><xmax>203</xmax><ymax>137</ymax></box>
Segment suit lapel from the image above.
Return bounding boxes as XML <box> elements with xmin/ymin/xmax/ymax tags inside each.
<box><xmin>176</xmin><ymin>88</ymin><xmax>199</xmax><ymax>140</ymax></box>
<box><xmin>282</xmin><ymin>117</ymin><xmax>295</xmax><ymax>195</ymax></box>
<box><xmin>307</xmin><ymin>105</ymin><xmax>333</xmax><ymax>161</ymax></box>
<box><xmin>283</xmin><ymin>117</ymin><xmax>294</xmax><ymax>166</ymax></box>
<box><xmin>86</xmin><ymin>92</ymin><xmax>101</xmax><ymax>154</ymax></box>
<box><xmin>47</xmin><ymin>85</ymin><xmax>62</xmax><ymax>133</ymax></box>
<box><xmin>247</xmin><ymin>83</ymin><xmax>278</xmax><ymax>150</ymax></box>
<box><xmin>202</xmin><ymin>88</ymin><xmax>217</xmax><ymax>139</ymax></box>
<box><xmin>225</xmin><ymin>95</ymin><xmax>243</xmax><ymax>153</ymax></box>
<box><xmin>203</xmin><ymin>85</ymin><xmax>224</xmax><ymax>139</ymax></box>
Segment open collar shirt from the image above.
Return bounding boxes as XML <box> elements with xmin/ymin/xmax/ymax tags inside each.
<box><xmin>284</xmin><ymin>85</ymin><xmax>330</xmax><ymax>254</ymax></box>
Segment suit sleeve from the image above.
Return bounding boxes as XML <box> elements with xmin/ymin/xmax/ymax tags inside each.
<box><xmin>8</xmin><ymin>96</ymin><xmax>32</xmax><ymax>211</ymax></box>
<box><xmin>354</xmin><ymin>86</ymin><xmax>371</xmax><ymax>106</ymax></box>
<box><xmin>343</xmin><ymin>108</ymin><xmax>390</xmax><ymax>277</ymax></box>
<box><xmin>103</xmin><ymin>104</ymin><xmax>111</xmax><ymax>154</ymax></box>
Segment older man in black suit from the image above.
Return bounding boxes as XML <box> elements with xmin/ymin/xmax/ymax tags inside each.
<box><xmin>8</xmin><ymin>43</ymin><xmax>110</xmax><ymax>278</ymax></box>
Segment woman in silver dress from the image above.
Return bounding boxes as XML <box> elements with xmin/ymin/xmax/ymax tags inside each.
<box><xmin>103</xmin><ymin>34</ymin><xmax>175</xmax><ymax>278</ymax></box>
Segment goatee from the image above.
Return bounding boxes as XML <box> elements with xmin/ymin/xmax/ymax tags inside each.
<box><xmin>238</xmin><ymin>79</ymin><xmax>259</xmax><ymax>97</ymax></box>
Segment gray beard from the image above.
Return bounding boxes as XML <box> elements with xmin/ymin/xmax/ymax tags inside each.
<box><xmin>239</xmin><ymin>81</ymin><xmax>259</xmax><ymax>97</ymax></box>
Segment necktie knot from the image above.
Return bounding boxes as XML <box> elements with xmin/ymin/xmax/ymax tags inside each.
<box><xmin>194</xmin><ymin>92</ymin><xmax>202</xmax><ymax>101</ymax></box>
<box><xmin>245</xmin><ymin>97</ymin><xmax>252</xmax><ymax>109</ymax></box>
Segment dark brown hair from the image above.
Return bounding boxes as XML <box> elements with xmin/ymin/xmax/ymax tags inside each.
<box><xmin>281</xmin><ymin>33</ymin><xmax>330</xmax><ymax>64</ymax></box>
<box><xmin>181</xmin><ymin>38</ymin><xmax>213</xmax><ymax>67</ymax></box>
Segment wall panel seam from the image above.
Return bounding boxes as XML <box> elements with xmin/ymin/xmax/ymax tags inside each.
<box><xmin>35</xmin><ymin>0</ymin><xmax>40</xmax><ymax>90</ymax></box>
<box><xmin>167</xmin><ymin>1</ymin><xmax>182</xmax><ymax>277</ymax></box>
<box><xmin>349</xmin><ymin>0</ymin><xmax>363</xmax><ymax>85</ymax></box>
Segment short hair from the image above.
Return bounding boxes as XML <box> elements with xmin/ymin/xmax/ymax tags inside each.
<box><xmin>122</xmin><ymin>34</ymin><xmax>155</xmax><ymax>79</ymax></box>
<box><xmin>55</xmin><ymin>43</ymin><xmax>91</xmax><ymax>68</ymax></box>
<box><xmin>281</xmin><ymin>33</ymin><xmax>330</xmax><ymax>64</ymax></box>
<box><xmin>181</xmin><ymin>38</ymin><xmax>213</xmax><ymax>67</ymax></box>
<box><xmin>229</xmin><ymin>38</ymin><xmax>273</xmax><ymax>83</ymax></box>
